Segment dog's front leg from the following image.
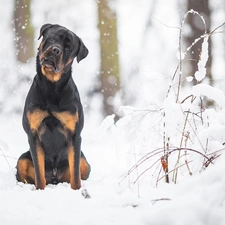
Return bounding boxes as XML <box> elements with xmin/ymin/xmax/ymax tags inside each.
<box><xmin>28</xmin><ymin>138</ymin><xmax>46</xmax><ymax>190</ymax></box>
<box><xmin>68</xmin><ymin>136</ymin><xmax>81</xmax><ymax>190</ymax></box>
<box><xmin>26</xmin><ymin>109</ymin><xmax>49</xmax><ymax>190</ymax></box>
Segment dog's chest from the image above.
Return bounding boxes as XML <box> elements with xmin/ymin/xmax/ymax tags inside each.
<box><xmin>27</xmin><ymin>108</ymin><xmax>78</xmax><ymax>135</ymax></box>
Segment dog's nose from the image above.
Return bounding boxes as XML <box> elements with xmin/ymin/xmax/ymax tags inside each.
<box><xmin>52</xmin><ymin>46</ymin><xmax>61</xmax><ymax>55</ymax></box>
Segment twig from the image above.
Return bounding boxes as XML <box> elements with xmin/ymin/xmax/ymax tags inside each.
<box><xmin>173</xmin><ymin>107</ymin><xmax>192</xmax><ymax>183</ymax></box>
<box><xmin>133</xmin><ymin>158</ymin><xmax>161</xmax><ymax>185</ymax></box>
<box><xmin>81</xmin><ymin>188</ymin><xmax>91</xmax><ymax>199</ymax></box>
<box><xmin>158</xmin><ymin>160</ymin><xmax>193</xmax><ymax>182</ymax></box>
<box><xmin>0</xmin><ymin>148</ymin><xmax>11</xmax><ymax>168</ymax></box>
<box><xmin>0</xmin><ymin>154</ymin><xmax>17</xmax><ymax>160</ymax></box>
<box><xmin>121</xmin><ymin>146</ymin><xmax>214</xmax><ymax>186</ymax></box>
<box><xmin>151</xmin><ymin>198</ymin><xmax>171</xmax><ymax>205</ymax></box>
<box><xmin>209</xmin><ymin>22</ymin><xmax>225</xmax><ymax>35</ymax></box>
<box><xmin>181</xmin><ymin>95</ymin><xmax>194</xmax><ymax>104</ymax></box>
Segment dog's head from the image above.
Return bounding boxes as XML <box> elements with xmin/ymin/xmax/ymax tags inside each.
<box><xmin>38</xmin><ymin>24</ymin><xmax>88</xmax><ymax>81</ymax></box>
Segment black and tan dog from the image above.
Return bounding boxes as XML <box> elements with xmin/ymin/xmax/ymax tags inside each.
<box><xmin>16</xmin><ymin>24</ymin><xmax>91</xmax><ymax>190</ymax></box>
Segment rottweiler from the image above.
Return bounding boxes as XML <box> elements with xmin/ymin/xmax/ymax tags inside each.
<box><xmin>16</xmin><ymin>24</ymin><xmax>91</xmax><ymax>190</ymax></box>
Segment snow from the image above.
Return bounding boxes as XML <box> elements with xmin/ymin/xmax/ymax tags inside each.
<box><xmin>1</xmin><ymin>115</ymin><xmax>225</xmax><ymax>225</ymax></box>
<box><xmin>194</xmin><ymin>36</ymin><xmax>209</xmax><ymax>82</ymax></box>
<box><xmin>193</xmin><ymin>83</ymin><xmax>225</xmax><ymax>108</ymax></box>
<box><xmin>1</xmin><ymin>0</ymin><xmax>225</xmax><ymax>224</ymax></box>
<box><xmin>3</xmin><ymin>104</ymin><xmax>225</xmax><ymax>224</ymax></box>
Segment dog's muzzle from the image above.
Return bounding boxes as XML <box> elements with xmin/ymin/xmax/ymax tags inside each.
<box><xmin>40</xmin><ymin>46</ymin><xmax>62</xmax><ymax>73</ymax></box>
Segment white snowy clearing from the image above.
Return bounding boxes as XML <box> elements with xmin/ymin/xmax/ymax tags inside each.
<box><xmin>1</xmin><ymin>110</ymin><xmax>225</xmax><ymax>225</ymax></box>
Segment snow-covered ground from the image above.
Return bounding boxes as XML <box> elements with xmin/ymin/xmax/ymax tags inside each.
<box><xmin>1</xmin><ymin>113</ymin><xmax>225</xmax><ymax>225</ymax></box>
<box><xmin>1</xmin><ymin>0</ymin><xmax>225</xmax><ymax>224</ymax></box>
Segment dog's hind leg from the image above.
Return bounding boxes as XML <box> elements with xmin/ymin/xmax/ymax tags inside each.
<box><xmin>16</xmin><ymin>151</ymin><xmax>35</xmax><ymax>184</ymax></box>
<box><xmin>80</xmin><ymin>151</ymin><xmax>91</xmax><ymax>180</ymax></box>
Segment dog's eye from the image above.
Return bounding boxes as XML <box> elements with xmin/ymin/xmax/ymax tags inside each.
<box><xmin>49</xmin><ymin>38</ymin><xmax>54</xmax><ymax>42</ymax></box>
<box><xmin>65</xmin><ymin>47</ymin><xmax>71</xmax><ymax>51</ymax></box>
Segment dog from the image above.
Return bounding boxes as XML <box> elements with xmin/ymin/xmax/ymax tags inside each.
<box><xmin>16</xmin><ymin>24</ymin><xmax>91</xmax><ymax>190</ymax></box>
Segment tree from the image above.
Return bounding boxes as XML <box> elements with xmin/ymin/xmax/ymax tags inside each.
<box><xmin>185</xmin><ymin>0</ymin><xmax>212</xmax><ymax>85</ymax></box>
<box><xmin>97</xmin><ymin>0</ymin><xmax>121</xmax><ymax>117</ymax></box>
<box><xmin>14</xmin><ymin>0</ymin><xmax>34</xmax><ymax>63</ymax></box>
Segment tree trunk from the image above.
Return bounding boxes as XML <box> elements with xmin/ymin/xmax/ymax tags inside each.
<box><xmin>14</xmin><ymin>0</ymin><xmax>34</xmax><ymax>63</ymax></box>
<box><xmin>185</xmin><ymin>0</ymin><xmax>212</xmax><ymax>85</ymax></box>
<box><xmin>97</xmin><ymin>0</ymin><xmax>120</xmax><ymax>116</ymax></box>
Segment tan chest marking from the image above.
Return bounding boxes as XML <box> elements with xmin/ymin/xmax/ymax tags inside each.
<box><xmin>41</xmin><ymin>66</ymin><xmax>63</xmax><ymax>82</ymax></box>
<box><xmin>27</xmin><ymin>109</ymin><xmax>49</xmax><ymax>133</ymax></box>
<box><xmin>52</xmin><ymin>111</ymin><xmax>78</xmax><ymax>133</ymax></box>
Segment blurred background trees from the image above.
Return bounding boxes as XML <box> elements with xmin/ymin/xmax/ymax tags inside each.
<box><xmin>184</xmin><ymin>0</ymin><xmax>212</xmax><ymax>85</ymax></box>
<box><xmin>14</xmin><ymin>0</ymin><xmax>34</xmax><ymax>64</ymax></box>
<box><xmin>97</xmin><ymin>0</ymin><xmax>120</xmax><ymax>117</ymax></box>
<box><xmin>3</xmin><ymin>0</ymin><xmax>225</xmax><ymax>116</ymax></box>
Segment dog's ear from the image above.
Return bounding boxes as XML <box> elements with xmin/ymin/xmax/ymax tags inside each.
<box><xmin>38</xmin><ymin>24</ymin><xmax>53</xmax><ymax>40</ymax></box>
<box><xmin>76</xmin><ymin>38</ymin><xmax>89</xmax><ymax>63</ymax></box>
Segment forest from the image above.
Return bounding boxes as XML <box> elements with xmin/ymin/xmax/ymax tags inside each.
<box><xmin>1</xmin><ymin>0</ymin><xmax>225</xmax><ymax>116</ymax></box>
<box><xmin>0</xmin><ymin>0</ymin><xmax>225</xmax><ymax>224</ymax></box>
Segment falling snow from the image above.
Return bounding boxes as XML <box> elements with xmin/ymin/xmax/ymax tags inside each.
<box><xmin>1</xmin><ymin>0</ymin><xmax>225</xmax><ymax>225</ymax></box>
